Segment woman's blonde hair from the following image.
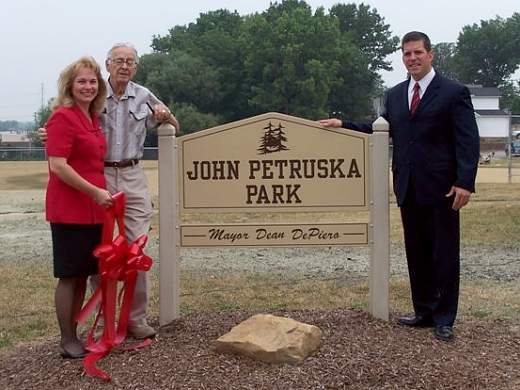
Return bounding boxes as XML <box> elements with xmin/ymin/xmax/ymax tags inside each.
<box><xmin>52</xmin><ymin>56</ymin><xmax>107</xmax><ymax>113</ymax></box>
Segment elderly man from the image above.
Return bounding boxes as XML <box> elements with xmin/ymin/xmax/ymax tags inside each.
<box><xmin>101</xmin><ymin>42</ymin><xmax>178</xmax><ymax>338</ymax></box>
<box><xmin>41</xmin><ymin>42</ymin><xmax>179</xmax><ymax>339</ymax></box>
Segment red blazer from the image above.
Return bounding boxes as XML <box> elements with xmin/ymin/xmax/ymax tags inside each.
<box><xmin>45</xmin><ymin>105</ymin><xmax>107</xmax><ymax>224</ymax></box>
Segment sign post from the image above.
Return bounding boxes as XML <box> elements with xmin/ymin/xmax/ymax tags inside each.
<box><xmin>158</xmin><ymin>123</ymin><xmax>180</xmax><ymax>325</ymax></box>
<box><xmin>369</xmin><ymin>117</ymin><xmax>390</xmax><ymax>320</ymax></box>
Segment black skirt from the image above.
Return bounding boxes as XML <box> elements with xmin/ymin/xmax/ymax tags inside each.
<box><xmin>50</xmin><ymin>223</ymin><xmax>103</xmax><ymax>278</ymax></box>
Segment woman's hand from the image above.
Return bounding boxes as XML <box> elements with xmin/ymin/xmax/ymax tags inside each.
<box><xmin>93</xmin><ymin>188</ymin><xmax>114</xmax><ymax>208</ymax></box>
<box><xmin>48</xmin><ymin>158</ymin><xmax>113</xmax><ymax>208</ymax></box>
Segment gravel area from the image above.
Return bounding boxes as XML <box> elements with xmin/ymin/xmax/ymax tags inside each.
<box><xmin>1</xmin><ymin>209</ymin><xmax>519</xmax><ymax>282</ymax></box>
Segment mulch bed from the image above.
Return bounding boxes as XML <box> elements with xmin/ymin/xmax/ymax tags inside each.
<box><xmin>1</xmin><ymin>309</ymin><xmax>519</xmax><ymax>389</ymax></box>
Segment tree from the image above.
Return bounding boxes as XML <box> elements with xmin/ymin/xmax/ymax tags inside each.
<box><xmin>242</xmin><ymin>1</ymin><xmax>396</xmax><ymax>120</ymax></box>
<box><xmin>432</xmin><ymin>42</ymin><xmax>459</xmax><ymax>81</ymax></box>
<box><xmin>242</xmin><ymin>2</ymin><xmax>343</xmax><ymax>118</ymax></box>
<box><xmin>173</xmin><ymin>103</ymin><xmax>222</xmax><ymax>134</ymax></box>
<box><xmin>500</xmin><ymin>80</ymin><xmax>520</xmax><ymax>115</ymax></box>
<box><xmin>455</xmin><ymin>14</ymin><xmax>520</xmax><ymax>86</ymax></box>
<box><xmin>330</xmin><ymin>3</ymin><xmax>399</xmax><ymax>71</ymax></box>
<box><xmin>146</xmin><ymin>9</ymin><xmax>247</xmax><ymax>121</ymax></box>
<box><xmin>135</xmin><ymin>1</ymin><xmax>398</xmax><ymax>128</ymax></box>
<box><xmin>136</xmin><ymin>50</ymin><xmax>224</xmax><ymax>114</ymax></box>
<box><xmin>27</xmin><ymin>100</ymin><xmax>53</xmax><ymax>147</ymax></box>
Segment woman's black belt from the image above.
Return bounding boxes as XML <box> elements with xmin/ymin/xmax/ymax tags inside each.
<box><xmin>104</xmin><ymin>159</ymin><xmax>139</xmax><ymax>168</ymax></box>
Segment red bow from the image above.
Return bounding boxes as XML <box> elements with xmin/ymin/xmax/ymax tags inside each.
<box><xmin>76</xmin><ymin>192</ymin><xmax>153</xmax><ymax>381</ymax></box>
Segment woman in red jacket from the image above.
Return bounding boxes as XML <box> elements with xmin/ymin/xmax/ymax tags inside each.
<box><xmin>45</xmin><ymin>57</ymin><xmax>113</xmax><ymax>358</ymax></box>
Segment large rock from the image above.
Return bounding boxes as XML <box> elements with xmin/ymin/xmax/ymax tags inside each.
<box><xmin>215</xmin><ymin>314</ymin><xmax>322</xmax><ymax>364</ymax></box>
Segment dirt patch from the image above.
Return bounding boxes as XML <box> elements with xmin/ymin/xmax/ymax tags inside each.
<box><xmin>4</xmin><ymin>173</ymin><xmax>48</xmax><ymax>190</ymax></box>
<box><xmin>0</xmin><ymin>162</ymin><xmax>48</xmax><ymax>190</ymax></box>
<box><xmin>1</xmin><ymin>309</ymin><xmax>519</xmax><ymax>390</ymax></box>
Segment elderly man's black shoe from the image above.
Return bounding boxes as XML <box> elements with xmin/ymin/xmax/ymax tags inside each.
<box><xmin>397</xmin><ymin>314</ymin><xmax>434</xmax><ymax>327</ymax></box>
<box><xmin>434</xmin><ymin>325</ymin><xmax>454</xmax><ymax>342</ymax></box>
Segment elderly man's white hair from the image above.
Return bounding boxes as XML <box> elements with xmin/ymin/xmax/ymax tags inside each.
<box><xmin>106</xmin><ymin>42</ymin><xmax>139</xmax><ymax>63</ymax></box>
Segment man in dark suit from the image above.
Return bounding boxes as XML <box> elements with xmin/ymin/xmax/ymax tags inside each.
<box><xmin>319</xmin><ymin>31</ymin><xmax>480</xmax><ymax>342</ymax></box>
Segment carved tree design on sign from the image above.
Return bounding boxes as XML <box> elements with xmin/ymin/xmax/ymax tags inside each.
<box><xmin>257</xmin><ymin>122</ymin><xmax>289</xmax><ymax>154</ymax></box>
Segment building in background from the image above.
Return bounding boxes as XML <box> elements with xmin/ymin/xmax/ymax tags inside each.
<box><xmin>468</xmin><ymin>86</ymin><xmax>510</xmax><ymax>141</ymax></box>
<box><xmin>0</xmin><ymin>131</ymin><xmax>31</xmax><ymax>147</ymax></box>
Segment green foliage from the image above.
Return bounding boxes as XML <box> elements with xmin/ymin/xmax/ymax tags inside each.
<box><xmin>174</xmin><ymin>103</ymin><xmax>223</xmax><ymax>134</ymax></box>
<box><xmin>328</xmin><ymin>42</ymin><xmax>380</xmax><ymax>121</ymax></box>
<box><xmin>146</xmin><ymin>9</ymin><xmax>247</xmax><ymax>121</ymax></box>
<box><xmin>33</xmin><ymin>100</ymin><xmax>52</xmax><ymax>129</ymax></box>
<box><xmin>26</xmin><ymin>100</ymin><xmax>53</xmax><ymax>147</ymax></box>
<box><xmin>242</xmin><ymin>2</ymin><xmax>342</xmax><ymax>117</ymax></box>
<box><xmin>136</xmin><ymin>51</ymin><xmax>224</xmax><ymax>114</ymax></box>
<box><xmin>135</xmin><ymin>1</ymin><xmax>399</xmax><ymax>129</ymax></box>
<box><xmin>430</xmin><ymin>12</ymin><xmax>520</xmax><ymax>119</ymax></box>
<box><xmin>500</xmin><ymin>80</ymin><xmax>520</xmax><ymax>115</ymax></box>
<box><xmin>454</xmin><ymin>13</ymin><xmax>520</xmax><ymax>87</ymax></box>
<box><xmin>330</xmin><ymin>3</ymin><xmax>399</xmax><ymax>71</ymax></box>
<box><xmin>432</xmin><ymin>42</ymin><xmax>459</xmax><ymax>81</ymax></box>
<box><xmin>431</xmin><ymin>13</ymin><xmax>520</xmax><ymax>116</ymax></box>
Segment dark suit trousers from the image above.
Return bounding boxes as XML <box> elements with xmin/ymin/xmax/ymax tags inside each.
<box><xmin>400</xmin><ymin>192</ymin><xmax>460</xmax><ymax>327</ymax></box>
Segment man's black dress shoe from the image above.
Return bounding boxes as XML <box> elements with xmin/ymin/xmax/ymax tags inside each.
<box><xmin>397</xmin><ymin>314</ymin><xmax>434</xmax><ymax>327</ymax></box>
<box><xmin>434</xmin><ymin>325</ymin><xmax>454</xmax><ymax>342</ymax></box>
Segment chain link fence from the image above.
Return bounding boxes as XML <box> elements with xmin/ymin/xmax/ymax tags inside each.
<box><xmin>0</xmin><ymin>147</ymin><xmax>159</xmax><ymax>161</ymax></box>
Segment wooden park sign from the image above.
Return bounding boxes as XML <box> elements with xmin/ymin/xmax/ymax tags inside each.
<box><xmin>179</xmin><ymin>113</ymin><xmax>369</xmax><ymax>247</ymax></box>
<box><xmin>157</xmin><ymin>113</ymin><xmax>390</xmax><ymax>325</ymax></box>
<box><xmin>179</xmin><ymin>114</ymin><xmax>368</xmax><ymax>212</ymax></box>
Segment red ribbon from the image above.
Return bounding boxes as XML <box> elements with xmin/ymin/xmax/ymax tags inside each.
<box><xmin>76</xmin><ymin>192</ymin><xmax>153</xmax><ymax>381</ymax></box>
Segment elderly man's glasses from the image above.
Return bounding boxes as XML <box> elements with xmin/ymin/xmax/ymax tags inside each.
<box><xmin>110</xmin><ymin>58</ymin><xmax>137</xmax><ymax>67</ymax></box>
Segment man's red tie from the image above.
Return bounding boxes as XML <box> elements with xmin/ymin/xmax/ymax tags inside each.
<box><xmin>410</xmin><ymin>82</ymin><xmax>420</xmax><ymax>115</ymax></box>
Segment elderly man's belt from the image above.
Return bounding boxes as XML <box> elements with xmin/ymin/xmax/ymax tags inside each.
<box><xmin>104</xmin><ymin>159</ymin><xmax>139</xmax><ymax>168</ymax></box>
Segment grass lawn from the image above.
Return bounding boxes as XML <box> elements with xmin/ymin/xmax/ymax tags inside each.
<box><xmin>0</xmin><ymin>161</ymin><xmax>519</xmax><ymax>351</ymax></box>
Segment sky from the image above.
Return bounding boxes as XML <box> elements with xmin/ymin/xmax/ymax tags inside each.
<box><xmin>1</xmin><ymin>0</ymin><xmax>519</xmax><ymax>123</ymax></box>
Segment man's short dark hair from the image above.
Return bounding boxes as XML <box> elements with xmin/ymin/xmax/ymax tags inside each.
<box><xmin>401</xmin><ymin>31</ymin><xmax>431</xmax><ymax>52</ymax></box>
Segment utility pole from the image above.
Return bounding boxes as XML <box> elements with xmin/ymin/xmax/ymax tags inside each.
<box><xmin>508</xmin><ymin>114</ymin><xmax>520</xmax><ymax>184</ymax></box>
<box><xmin>41</xmin><ymin>83</ymin><xmax>45</xmax><ymax>109</ymax></box>
<box><xmin>507</xmin><ymin>109</ymin><xmax>512</xmax><ymax>184</ymax></box>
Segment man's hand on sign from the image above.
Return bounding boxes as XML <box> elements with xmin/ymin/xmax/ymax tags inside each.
<box><xmin>152</xmin><ymin>104</ymin><xmax>180</xmax><ymax>134</ymax></box>
<box><xmin>318</xmin><ymin>118</ymin><xmax>342</xmax><ymax>128</ymax></box>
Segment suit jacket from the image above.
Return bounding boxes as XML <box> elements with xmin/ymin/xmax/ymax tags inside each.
<box><xmin>344</xmin><ymin>73</ymin><xmax>480</xmax><ymax>206</ymax></box>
